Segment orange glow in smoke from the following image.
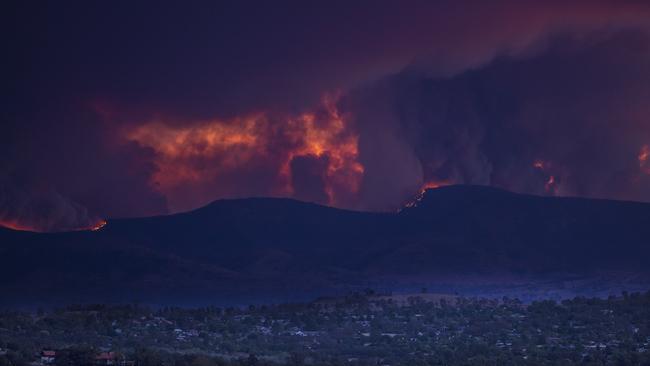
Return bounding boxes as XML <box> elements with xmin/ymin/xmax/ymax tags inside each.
<box><xmin>127</xmin><ymin>116</ymin><xmax>263</xmax><ymax>188</ymax></box>
<box><xmin>91</xmin><ymin>220</ymin><xmax>108</xmax><ymax>231</ymax></box>
<box><xmin>0</xmin><ymin>220</ymin><xmax>35</xmax><ymax>232</ymax></box>
<box><xmin>420</xmin><ymin>180</ymin><xmax>450</xmax><ymax>192</ymax></box>
<box><xmin>283</xmin><ymin>95</ymin><xmax>364</xmax><ymax>202</ymax></box>
<box><xmin>545</xmin><ymin>175</ymin><xmax>556</xmax><ymax>192</ymax></box>
<box><xmin>0</xmin><ymin>218</ymin><xmax>107</xmax><ymax>233</ymax></box>
<box><xmin>400</xmin><ymin>179</ymin><xmax>451</xmax><ymax>210</ymax></box>
<box><xmin>533</xmin><ymin>159</ymin><xmax>558</xmax><ymax>194</ymax></box>
<box><xmin>639</xmin><ymin>145</ymin><xmax>650</xmax><ymax>174</ymax></box>
<box><xmin>125</xmin><ymin>94</ymin><xmax>364</xmax><ymax>208</ymax></box>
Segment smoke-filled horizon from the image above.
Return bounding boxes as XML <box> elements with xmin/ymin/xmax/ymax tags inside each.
<box><xmin>3</xmin><ymin>1</ymin><xmax>650</xmax><ymax>231</ymax></box>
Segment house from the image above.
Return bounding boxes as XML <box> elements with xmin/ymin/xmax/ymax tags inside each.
<box><xmin>95</xmin><ymin>352</ymin><xmax>116</xmax><ymax>365</ymax></box>
<box><xmin>41</xmin><ymin>350</ymin><xmax>56</xmax><ymax>364</ymax></box>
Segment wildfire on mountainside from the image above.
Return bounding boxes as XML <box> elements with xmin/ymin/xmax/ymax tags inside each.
<box><xmin>0</xmin><ymin>219</ymin><xmax>107</xmax><ymax>233</ymax></box>
<box><xmin>0</xmin><ymin>220</ymin><xmax>35</xmax><ymax>232</ymax></box>
<box><xmin>91</xmin><ymin>220</ymin><xmax>108</xmax><ymax>231</ymax></box>
<box><xmin>399</xmin><ymin>180</ymin><xmax>451</xmax><ymax>211</ymax></box>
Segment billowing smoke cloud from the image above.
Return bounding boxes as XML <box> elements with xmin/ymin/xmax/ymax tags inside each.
<box><xmin>117</xmin><ymin>96</ymin><xmax>363</xmax><ymax>212</ymax></box>
<box><xmin>0</xmin><ymin>103</ymin><xmax>168</xmax><ymax>231</ymax></box>
<box><xmin>0</xmin><ymin>183</ymin><xmax>101</xmax><ymax>232</ymax></box>
<box><xmin>117</xmin><ymin>28</ymin><xmax>650</xmax><ymax>214</ymax></box>
<box><xmin>3</xmin><ymin>1</ymin><xmax>650</xmax><ymax>230</ymax></box>
<box><xmin>347</xmin><ymin>30</ymin><xmax>650</xmax><ymax>208</ymax></box>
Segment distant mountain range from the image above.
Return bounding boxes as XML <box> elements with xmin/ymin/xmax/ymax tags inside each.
<box><xmin>2</xmin><ymin>185</ymin><xmax>650</xmax><ymax>307</ymax></box>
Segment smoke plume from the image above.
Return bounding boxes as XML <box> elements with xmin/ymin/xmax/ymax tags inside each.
<box><xmin>3</xmin><ymin>1</ymin><xmax>650</xmax><ymax>230</ymax></box>
<box><xmin>347</xmin><ymin>30</ymin><xmax>650</xmax><ymax>209</ymax></box>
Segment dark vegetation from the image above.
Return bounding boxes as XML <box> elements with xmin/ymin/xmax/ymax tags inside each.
<box><xmin>1</xmin><ymin>291</ymin><xmax>650</xmax><ymax>365</ymax></box>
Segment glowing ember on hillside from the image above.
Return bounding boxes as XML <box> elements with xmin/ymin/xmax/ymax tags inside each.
<box><xmin>0</xmin><ymin>219</ymin><xmax>107</xmax><ymax>233</ymax></box>
<box><xmin>0</xmin><ymin>220</ymin><xmax>35</xmax><ymax>232</ymax></box>
<box><xmin>420</xmin><ymin>180</ymin><xmax>450</xmax><ymax>192</ymax></box>
<box><xmin>91</xmin><ymin>220</ymin><xmax>107</xmax><ymax>231</ymax></box>
<box><xmin>399</xmin><ymin>180</ymin><xmax>451</xmax><ymax>211</ymax></box>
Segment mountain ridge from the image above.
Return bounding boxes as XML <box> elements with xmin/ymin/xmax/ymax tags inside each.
<box><xmin>1</xmin><ymin>185</ymin><xmax>649</xmax><ymax>306</ymax></box>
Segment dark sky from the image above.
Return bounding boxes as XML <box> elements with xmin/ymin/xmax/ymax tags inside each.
<box><xmin>3</xmin><ymin>1</ymin><xmax>650</xmax><ymax>231</ymax></box>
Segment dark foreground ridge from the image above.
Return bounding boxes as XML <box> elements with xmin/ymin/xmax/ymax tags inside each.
<box><xmin>1</xmin><ymin>185</ymin><xmax>650</xmax><ymax>306</ymax></box>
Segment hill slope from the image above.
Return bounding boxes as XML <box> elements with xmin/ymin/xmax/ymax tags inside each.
<box><xmin>1</xmin><ymin>185</ymin><xmax>649</xmax><ymax>306</ymax></box>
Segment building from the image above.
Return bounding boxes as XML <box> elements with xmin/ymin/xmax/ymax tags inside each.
<box><xmin>95</xmin><ymin>352</ymin><xmax>116</xmax><ymax>365</ymax></box>
<box><xmin>40</xmin><ymin>350</ymin><xmax>56</xmax><ymax>365</ymax></box>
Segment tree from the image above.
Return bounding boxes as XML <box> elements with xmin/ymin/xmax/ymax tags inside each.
<box><xmin>134</xmin><ymin>348</ymin><xmax>164</xmax><ymax>366</ymax></box>
<box><xmin>243</xmin><ymin>354</ymin><xmax>258</xmax><ymax>366</ymax></box>
<box><xmin>56</xmin><ymin>347</ymin><xmax>96</xmax><ymax>366</ymax></box>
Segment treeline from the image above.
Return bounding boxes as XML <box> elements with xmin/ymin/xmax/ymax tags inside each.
<box><xmin>1</xmin><ymin>291</ymin><xmax>650</xmax><ymax>365</ymax></box>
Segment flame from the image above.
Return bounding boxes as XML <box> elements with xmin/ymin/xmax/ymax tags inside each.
<box><xmin>0</xmin><ymin>220</ymin><xmax>36</xmax><ymax>232</ymax></box>
<box><xmin>639</xmin><ymin>145</ymin><xmax>650</xmax><ymax>174</ymax></box>
<box><xmin>533</xmin><ymin>160</ymin><xmax>545</xmax><ymax>170</ymax></box>
<box><xmin>124</xmin><ymin>94</ymin><xmax>364</xmax><ymax>209</ymax></box>
<box><xmin>0</xmin><ymin>218</ymin><xmax>107</xmax><ymax>233</ymax></box>
<box><xmin>91</xmin><ymin>220</ymin><xmax>107</xmax><ymax>231</ymax></box>
<box><xmin>400</xmin><ymin>179</ymin><xmax>451</xmax><ymax>211</ymax></box>
<box><xmin>420</xmin><ymin>180</ymin><xmax>449</xmax><ymax>192</ymax></box>
<box><xmin>544</xmin><ymin>175</ymin><xmax>556</xmax><ymax>192</ymax></box>
<box><xmin>533</xmin><ymin>159</ymin><xmax>558</xmax><ymax>194</ymax></box>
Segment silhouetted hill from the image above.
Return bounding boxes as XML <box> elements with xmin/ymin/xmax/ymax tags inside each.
<box><xmin>1</xmin><ymin>185</ymin><xmax>649</xmax><ymax>306</ymax></box>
